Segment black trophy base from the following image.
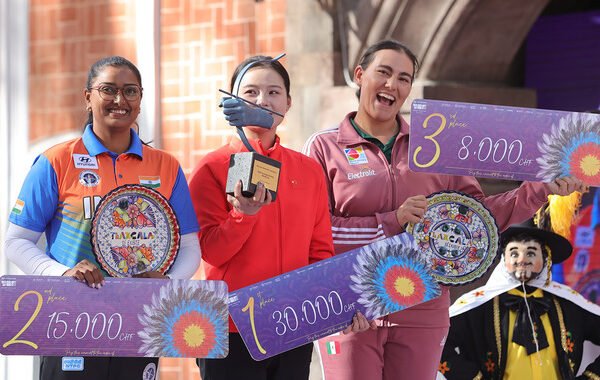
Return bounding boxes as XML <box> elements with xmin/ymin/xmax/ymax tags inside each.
<box><xmin>226</xmin><ymin>152</ymin><xmax>281</xmax><ymax>201</ymax></box>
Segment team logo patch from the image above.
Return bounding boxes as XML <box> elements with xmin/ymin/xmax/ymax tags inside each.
<box><xmin>142</xmin><ymin>362</ymin><xmax>157</xmax><ymax>380</ymax></box>
<box><xmin>344</xmin><ymin>146</ymin><xmax>368</xmax><ymax>165</ymax></box>
<box><xmin>73</xmin><ymin>154</ymin><xmax>98</xmax><ymax>169</ymax></box>
<box><xmin>11</xmin><ymin>199</ymin><xmax>24</xmax><ymax>215</ymax></box>
<box><xmin>139</xmin><ymin>176</ymin><xmax>161</xmax><ymax>189</ymax></box>
<box><xmin>61</xmin><ymin>357</ymin><xmax>84</xmax><ymax>371</ymax></box>
<box><xmin>79</xmin><ymin>171</ymin><xmax>100</xmax><ymax>187</ymax></box>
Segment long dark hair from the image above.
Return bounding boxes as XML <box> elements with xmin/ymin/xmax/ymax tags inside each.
<box><xmin>85</xmin><ymin>56</ymin><xmax>142</xmax><ymax>126</ymax></box>
<box><xmin>355</xmin><ymin>40</ymin><xmax>419</xmax><ymax>98</ymax></box>
<box><xmin>229</xmin><ymin>55</ymin><xmax>291</xmax><ymax>97</ymax></box>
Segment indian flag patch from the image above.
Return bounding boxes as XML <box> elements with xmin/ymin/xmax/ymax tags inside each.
<box><xmin>139</xmin><ymin>176</ymin><xmax>161</xmax><ymax>189</ymax></box>
<box><xmin>326</xmin><ymin>341</ymin><xmax>341</xmax><ymax>355</ymax></box>
<box><xmin>12</xmin><ymin>199</ymin><xmax>24</xmax><ymax>215</ymax></box>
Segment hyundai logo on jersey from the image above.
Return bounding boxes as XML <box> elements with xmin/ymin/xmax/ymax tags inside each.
<box><xmin>73</xmin><ymin>154</ymin><xmax>99</xmax><ymax>169</ymax></box>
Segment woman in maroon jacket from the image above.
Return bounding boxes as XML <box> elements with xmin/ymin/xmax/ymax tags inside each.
<box><xmin>303</xmin><ymin>39</ymin><xmax>586</xmax><ymax>380</ymax></box>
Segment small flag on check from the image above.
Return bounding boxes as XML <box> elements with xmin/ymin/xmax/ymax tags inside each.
<box><xmin>326</xmin><ymin>341</ymin><xmax>341</xmax><ymax>355</ymax></box>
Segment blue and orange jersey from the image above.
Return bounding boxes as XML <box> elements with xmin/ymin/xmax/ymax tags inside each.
<box><xmin>9</xmin><ymin>125</ymin><xmax>199</xmax><ymax>270</ymax></box>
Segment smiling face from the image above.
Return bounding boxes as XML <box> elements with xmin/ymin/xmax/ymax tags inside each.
<box><xmin>237</xmin><ymin>66</ymin><xmax>291</xmax><ymax>135</ymax></box>
<box><xmin>504</xmin><ymin>240</ymin><xmax>545</xmax><ymax>282</ymax></box>
<box><xmin>85</xmin><ymin>65</ymin><xmax>142</xmax><ymax>133</ymax></box>
<box><xmin>354</xmin><ymin>49</ymin><xmax>414</xmax><ymax>125</ymax></box>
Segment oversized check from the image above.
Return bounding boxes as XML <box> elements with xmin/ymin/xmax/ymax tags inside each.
<box><xmin>409</xmin><ymin>99</ymin><xmax>600</xmax><ymax>186</ymax></box>
<box><xmin>228</xmin><ymin>233</ymin><xmax>441</xmax><ymax>360</ymax></box>
<box><xmin>0</xmin><ymin>276</ymin><xmax>228</xmax><ymax>358</ymax></box>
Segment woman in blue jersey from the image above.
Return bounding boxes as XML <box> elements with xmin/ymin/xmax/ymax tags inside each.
<box><xmin>4</xmin><ymin>56</ymin><xmax>201</xmax><ymax>380</ymax></box>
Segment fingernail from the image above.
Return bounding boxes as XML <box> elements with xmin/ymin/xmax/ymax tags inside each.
<box><xmin>97</xmin><ymin>283</ymin><xmax>102</xmax><ymax>289</ymax></box>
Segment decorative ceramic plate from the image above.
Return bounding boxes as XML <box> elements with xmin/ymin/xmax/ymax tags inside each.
<box><xmin>406</xmin><ymin>191</ymin><xmax>499</xmax><ymax>286</ymax></box>
<box><xmin>91</xmin><ymin>184</ymin><xmax>180</xmax><ymax>277</ymax></box>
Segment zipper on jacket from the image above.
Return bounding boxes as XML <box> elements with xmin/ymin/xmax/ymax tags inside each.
<box><xmin>360</xmin><ymin>139</ymin><xmax>398</xmax><ymax>210</ymax></box>
<box><xmin>388</xmin><ymin>141</ymin><xmax>398</xmax><ymax>208</ymax></box>
<box><xmin>277</xmin><ymin>192</ymin><xmax>283</xmax><ymax>274</ymax></box>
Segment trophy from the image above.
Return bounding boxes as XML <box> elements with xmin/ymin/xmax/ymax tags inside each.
<box><xmin>222</xmin><ymin>54</ymin><xmax>286</xmax><ymax>201</ymax></box>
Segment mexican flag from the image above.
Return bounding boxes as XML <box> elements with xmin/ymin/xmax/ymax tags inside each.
<box><xmin>139</xmin><ymin>176</ymin><xmax>161</xmax><ymax>189</ymax></box>
<box><xmin>326</xmin><ymin>341</ymin><xmax>341</xmax><ymax>355</ymax></box>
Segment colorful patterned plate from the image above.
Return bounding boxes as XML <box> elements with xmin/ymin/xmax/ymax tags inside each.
<box><xmin>90</xmin><ymin>184</ymin><xmax>180</xmax><ymax>277</ymax></box>
<box><xmin>406</xmin><ymin>191</ymin><xmax>499</xmax><ymax>286</ymax></box>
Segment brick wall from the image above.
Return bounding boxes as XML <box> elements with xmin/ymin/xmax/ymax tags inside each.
<box><xmin>160</xmin><ymin>0</ymin><xmax>287</xmax><ymax>176</ymax></box>
<box><xmin>30</xmin><ymin>0</ymin><xmax>137</xmax><ymax>142</ymax></box>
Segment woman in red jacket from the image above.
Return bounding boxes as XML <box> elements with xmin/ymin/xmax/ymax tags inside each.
<box><xmin>189</xmin><ymin>56</ymin><xmax>335</xmax><ymax>380</ymax></box>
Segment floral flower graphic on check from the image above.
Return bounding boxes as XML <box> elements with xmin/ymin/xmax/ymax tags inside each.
<box><xmin>350</xmin><ymin>234</ymin><xmax>439</xmax><ymax>319</ymax></box>
<box><xmin>537</xmin><ymin>112</ymin><xmax>600</xmax><ymax>185</ymax></box>
<box><xmin>137</xmin><ymin>280</ymin><xmax>228</xmax><ymax>358</ymax></box>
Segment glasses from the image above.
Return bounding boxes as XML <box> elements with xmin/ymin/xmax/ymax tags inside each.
<box><xmin>89</xmin><ymin>85</ymin><xmax>143</xmax><ymax>101</ymax></box>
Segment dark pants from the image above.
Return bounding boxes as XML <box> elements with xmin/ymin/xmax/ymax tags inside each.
<box><xmin>198</xmin><ymin>333</ymin><xmax>313</xmax><ymax>380</ymax></box>
<box><xmin>39</xmin><ymin>356</ymin><xmax>159</xmax><ymax>380</ymax></box>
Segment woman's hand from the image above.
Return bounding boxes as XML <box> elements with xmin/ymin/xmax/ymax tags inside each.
<box><xmin>133</xmin><ymin>271</ymin><xmax>168</xmax><ymax>279</ymax></box>
<box><xmin>546</xmin><ymin>176</ymin><xmax>588</xmax><ymax>195</ymax></box>
<box><xmin>342</xmin><ymin>311</ymin><xmax>377</xmax><ymax>335</ymax></box>
<box><xmin>227</xmin><ymin>180</ymin><xmax>272</xmax><ymax>216</ymax></box>
<box><xmin>63</xmin><ymin>259</ymin><xmax>105</xmax><ymax>289</ymax></box>
<box><xmin>395</xmin><ymin>195</ymin><xmax>428</xmax><ymax>226</ymax></box>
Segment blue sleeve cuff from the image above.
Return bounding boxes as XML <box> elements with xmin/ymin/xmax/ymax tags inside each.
<box><xmin>169</xmin><ymin>167</ymin><xmax>200</xmax><ymax>235</ymax></box>
<box><xmin>9</xmin><ymin>155</ymin><xmax>59</xmax><ymax>232</ymax></box>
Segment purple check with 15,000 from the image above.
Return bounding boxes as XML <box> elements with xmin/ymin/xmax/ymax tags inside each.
<box><xmin>0</xmin><ymin>276</ymin><xmax>228</xmax><ymax>358</ymax></box>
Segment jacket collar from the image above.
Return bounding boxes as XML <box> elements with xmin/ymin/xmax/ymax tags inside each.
<box><xmin>337</xmin><ymin>112</ymin><xmax>409</xmax><ymax>146</ymax></box>
<box><xmin>228</xmin><ymin>134</ymin><xmax>282</xmax><ymax>156</ymax></box>
<box><xmin>82</xmin><ymin>124</ymin><xmax>143</xmax><ymax>158</ymax></box>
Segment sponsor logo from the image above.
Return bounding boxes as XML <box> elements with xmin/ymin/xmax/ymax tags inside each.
<box><xmin>413</xmin><ymin>102</ymin><xmax>426</xmax><ymax>110</ymax></box>
<box><xmin>344</xmin><ymin>146</ymin><xmax>368</xmax><ymax>165</ymax></box>
<box><xmin>139</xmin><ymin>176</ymin><xmax>161</xmax><ymax>189</ymax></box>
<box><xmin>11</xmin><ymin>199</ymin><xmax>24</xmax><ymax>215</ymax></box>
<box><xmin>347</xmin><ymin>169</ymin><xmax>376</xmax><ymax>180</ymax></box>
<box><xmin>62</xmin><ymin>357</ymin><xmax>84</xmax><ymax>371</ymax></box>
<box><xmin>143</xmin><ymin>362</ymin><xmax>157</xmax><ymax>380</ymax></box>
<box><xmin>326</xmin><ymin>341</ymin><xmax>341</xmax><ymax>355</ymax></box>
<box><xmin>73</xmin><ymin>154</ymin><xmax>98</xmax><ymax>169</ymax></box>
<box><xmin>1</xmin><ymin>279</ymin><xmax>16</xmax><ymax>287</ymax></box>
<box><xmin>79</xmin><ymin>171</ymin><xmax>101</xmax><ymax>187</ymax></box>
